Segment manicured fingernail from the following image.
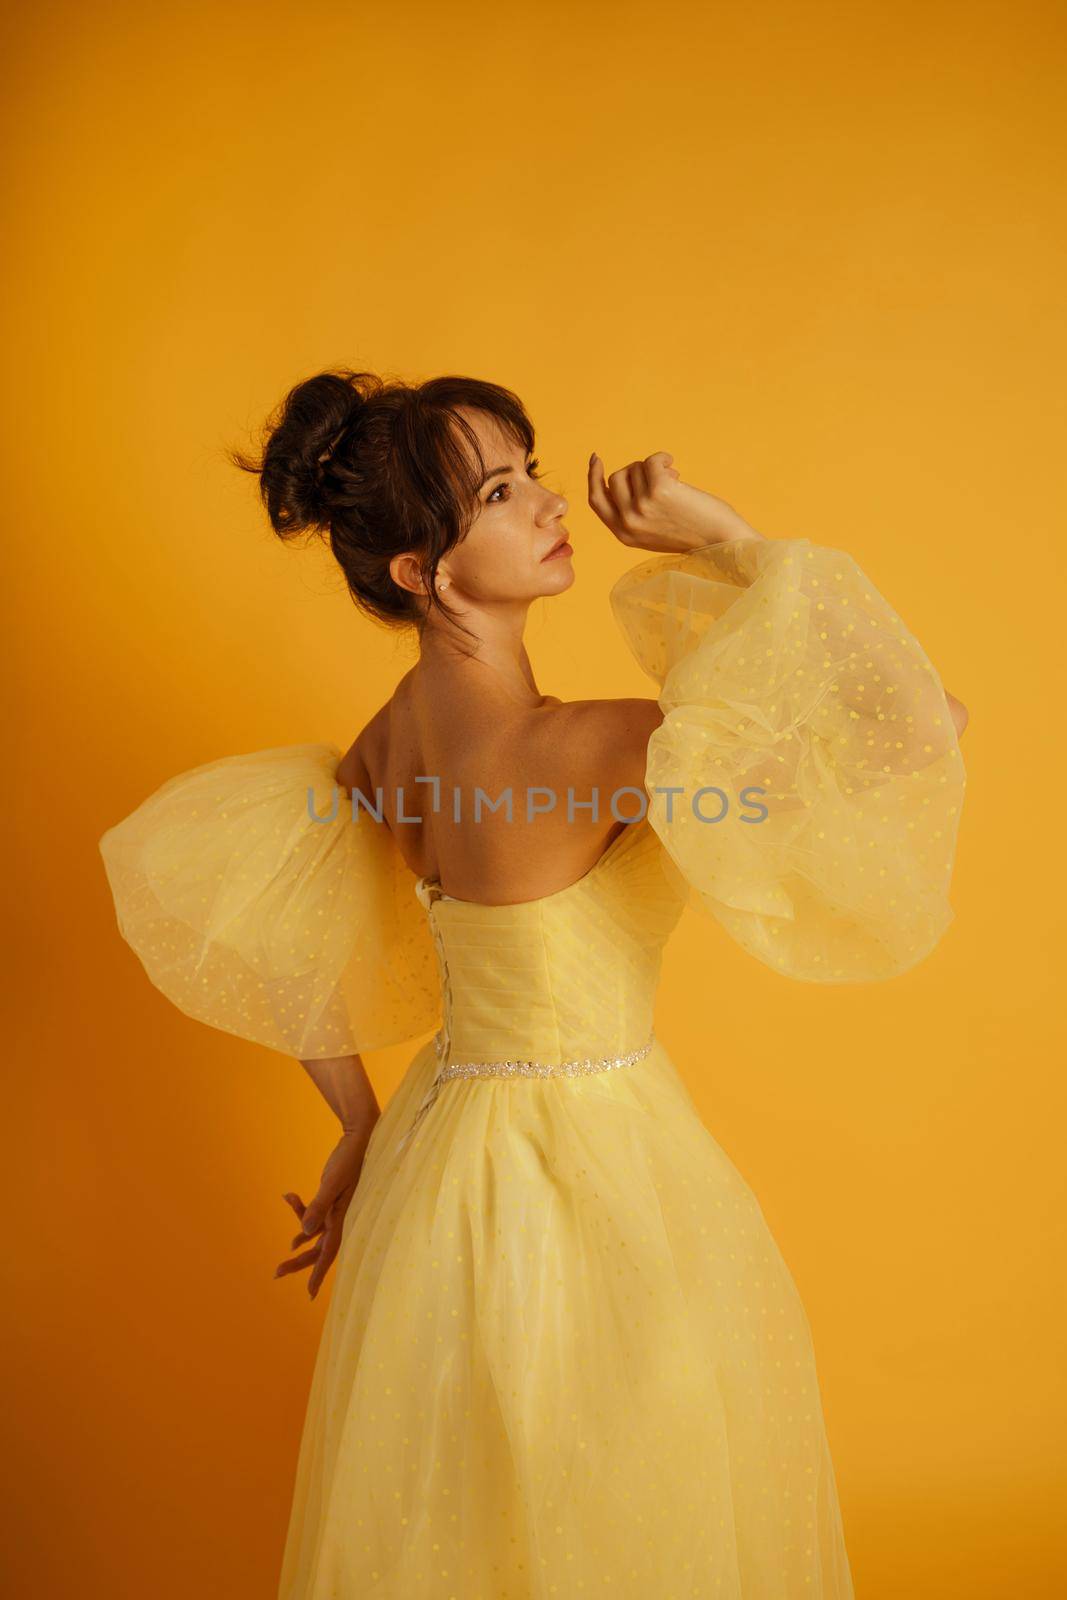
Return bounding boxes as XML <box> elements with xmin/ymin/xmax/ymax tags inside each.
<box><xmin>302</xmin><ymin>1216</ymin><xmax>315</xmax><ymax>1234</ymax></box>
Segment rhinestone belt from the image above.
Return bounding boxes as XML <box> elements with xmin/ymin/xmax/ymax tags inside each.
<box><xmin>394</xmin><ymin>1030</ymin><xmax>657</xmax><ymax>1156</ymax></box>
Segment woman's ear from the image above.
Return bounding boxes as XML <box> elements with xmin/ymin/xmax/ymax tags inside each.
<box><xmin>389</xmin><ymin>551</ymin><xmax>435</xmax><ymax>599</ymax></box>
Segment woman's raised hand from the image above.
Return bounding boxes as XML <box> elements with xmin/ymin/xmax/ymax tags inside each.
<box><xmin>587</xmin><ymin>450</ymin><xmax>763</xmax><ymax>553</ymax></box>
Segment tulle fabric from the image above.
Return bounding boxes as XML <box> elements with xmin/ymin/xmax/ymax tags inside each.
<box><xmin>273</xmin><ymin>814</ymin><xmax>856</xmax><ymax>1597</ymax></box>
<box><xmin>611</xmin><ymin>536</ymin><xmax>966</xmax><ymax>982</ymax></box>
<box><xmin>95</xmin><ymin>536</ymin><xmax>967</xmax><ymax>1598</ymax></box>
<box><xmin>98</xmin><ymin>744</ymin><xmax>441</xmax><ymax>1057</ymax></box>
<box><xmin>279</xmin><ymin>1034</ymin><xmax>854</xmax><ymax>1599</ymax></box>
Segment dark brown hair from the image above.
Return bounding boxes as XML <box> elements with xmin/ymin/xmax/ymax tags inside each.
<box><xmin>229</xmin><ymin>367</ymin><xmax>536</xmax><ymax>637</ymax></box>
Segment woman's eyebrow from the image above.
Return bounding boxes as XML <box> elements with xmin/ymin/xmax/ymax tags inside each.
<box><xmin>477</xmin><ymin>453</ymin><xmax>533</xmax><ymax>491</ymax></box>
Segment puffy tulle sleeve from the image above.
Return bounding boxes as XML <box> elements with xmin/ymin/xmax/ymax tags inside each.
<box><xmin>610</xmin><ymin>536</ymin><xmax>967</xmax><ymax>983</ymax></box>
<box><xmin>98</xmin><ymin>744</ymin><xmax>443</xmax><ymax>1057</ymax></box>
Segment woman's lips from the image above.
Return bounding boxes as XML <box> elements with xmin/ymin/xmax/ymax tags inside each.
<box><xmin>542</xmin><ymin>538</ymin><xmax>573</xmax><ymax>561</ymax></box>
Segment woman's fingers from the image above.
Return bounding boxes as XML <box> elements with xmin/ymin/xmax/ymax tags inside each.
<box><xmin>607</xmin><ymin>462</ymin><xmax>638</xmax><ymax>523</ymax></box>
<box><xmin>587</xmin><ymin>451</ymin><xmax>682</xmax><ymax>544</ymax></box>
<box><xmin>628</xmin><ymin>458</ymin><xmax>651</xmax><ymax>507</ymax></box>
<box><xmin>282</xmin><ymin>1191</ymin><xmax>323</xmax><ymax>1252</ymax></box>
<box><xmin>277</xmin><ymin>1184</ymin><xmax>355</xmax><ymax>1295</ymax></box>
<box><xmin>274</xmin><ymin>1242</ymin><xmax>321</xmax><ymax>1278</ymax></box>
<box><xmin>307</xmin><ymin>1195</ymin><xmax>352</xmax><ymax>1299</ymax></box>
<box><xmin>587</xmin><ymin>453</ymin><xmax>622</xmax><ymax>534</ymax></box>
<box><xmin>301</xmin><ymin>1181</ymin><xmax>339</xmax><ymax>1238</ymax></box>
<box><xmin>284</xmin><ymin>1186</ymin><xmax>332</xmax><ymax>1240</ymax></box>
<box><xmin>282</xmin><ymin>1191</ymin><xmax>323</xmax><ymax>1241</ymax></box>
<box><xmin>277</xmin><ymin>1134</ymin><xmax>370</xmax><ymax>1299</ymax></box>
<box><xmin>646</xmin><ymin>450</ymin><xmax>679</xmax><ymax>482</ymax></box>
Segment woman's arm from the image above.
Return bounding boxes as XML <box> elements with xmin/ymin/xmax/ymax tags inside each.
<box><xmin>275</xmin><ymin>1054</ymin><xmax>381</xmax><ymax>1299</ymax></box>
<box><xmin>301</xmin><ymin>1053</ymin><xmax>381</xmax><ymax>1132</ymax></box>
<box><xmin>588</xmin><ymin>450</ymin><xmax>970</xmax><ymax>742</ymax></box>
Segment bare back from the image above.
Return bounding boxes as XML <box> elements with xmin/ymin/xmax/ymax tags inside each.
<box><xmin>336</xmin><ymin>664</ymin><xmax>664</xmax><ymax>906</ymax></box>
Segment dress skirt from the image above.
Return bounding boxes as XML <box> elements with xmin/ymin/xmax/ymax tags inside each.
<box><xmin>277</xmin><ymin>1037</ymin><xmax>854</xmax><ymax>1600</ymax></box>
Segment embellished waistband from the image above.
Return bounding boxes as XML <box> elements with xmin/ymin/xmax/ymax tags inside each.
<box><xmin>431</xmin><ymin>1029</ymin><xmax>656</xmax><ymax>1082</ymax></box>
<box><xmin>394</xmin><ymin>1030</ymin><xmax>657</xmax><ymax>1157</ymax></box>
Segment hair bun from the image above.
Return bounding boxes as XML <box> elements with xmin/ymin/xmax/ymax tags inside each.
<box><xmin>230</xmin><ymin>365</ymin><xmax>537</xmax><ymax>636</ymax></box>
<box><xmin>237</xmin><ymin>369</ymin><xmax>372</xmax><ymax>537</ymax></box>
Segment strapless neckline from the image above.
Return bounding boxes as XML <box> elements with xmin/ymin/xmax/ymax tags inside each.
<box><xmin>414</xmin><ymin>813</ymin><xmax>652</xmax><ymax>912</ymax></box>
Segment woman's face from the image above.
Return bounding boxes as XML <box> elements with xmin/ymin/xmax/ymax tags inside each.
<box><xmin>428</xmin><ymin>406</ymin><xmax>575</xmax><ymax>610</ymax></box>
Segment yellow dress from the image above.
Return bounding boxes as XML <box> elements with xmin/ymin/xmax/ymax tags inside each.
<box><xmin>99</xmin><ymin>537</ymin><xmax>966</xmax><ymax>1599</ymax></box>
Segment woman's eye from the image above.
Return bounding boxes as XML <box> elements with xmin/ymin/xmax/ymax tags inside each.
<box><xmin>488</xmin><ymin>459</ymin><xmax>543</xmax><ymax>503</ymax></box>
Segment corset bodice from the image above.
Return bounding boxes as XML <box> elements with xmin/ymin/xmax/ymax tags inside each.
<box><xmin>412</xmin><ymin>817</ymin><xmax>688</xmax><ymax>1068</ymax></box>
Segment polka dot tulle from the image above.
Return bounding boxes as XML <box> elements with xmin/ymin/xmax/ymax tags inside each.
<box><xmin>98</xmin><ymin>743</ymin><xmax>442</xmax><ymax>1057</ymax></box>
<box><xmin>98</xmin><ymin>537</ymin><xmax>965</xmax><ymax>1597</ymax></box>
<box><xmin>611</xmin><ymin>536</ymin><xmax>966</xmax><ymax>982</ymax></box>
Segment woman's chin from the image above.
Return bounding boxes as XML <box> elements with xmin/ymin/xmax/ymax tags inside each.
<box><xmin>538</xmin><ymin>559</ymin><xmax>576</xmax><ymax>595</ymax></box>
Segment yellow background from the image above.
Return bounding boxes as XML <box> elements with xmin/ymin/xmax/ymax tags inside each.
<box><xmin>5</xmin><ymin>1</ymin><xmax>1065</xmax><ymax>1594</ymax></box>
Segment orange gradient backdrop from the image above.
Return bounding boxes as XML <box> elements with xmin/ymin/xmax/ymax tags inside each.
<box><xmin>4</xmin><ymin>2</ymin><xmax>1065</xmax><ymax>1595</ymax></box>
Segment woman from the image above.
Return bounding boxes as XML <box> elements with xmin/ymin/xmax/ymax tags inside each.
<box><xmin>99</xmin><ymin>368</ymin><xmax>968</xmax><ymax>1598</ymax></box>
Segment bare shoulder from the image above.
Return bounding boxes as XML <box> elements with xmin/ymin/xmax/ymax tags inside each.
<box><xmin>334</xmin><ymin>697</ymin><xmax>393</xmax><ymax>795</ymax></box>
<box><xmin>524</xmin><ymin>694</ymin><xmax>665</xmax><ymax>801</ymax></box>
<box><xmin>334</xmin><ymin>678</ymin><xmax>664</xmax><ymax>838</ymax></box>
<box><xmin>335</xmin><ymin>664</ymin><xmax>427</xmax><ymax>796</ymax></box>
